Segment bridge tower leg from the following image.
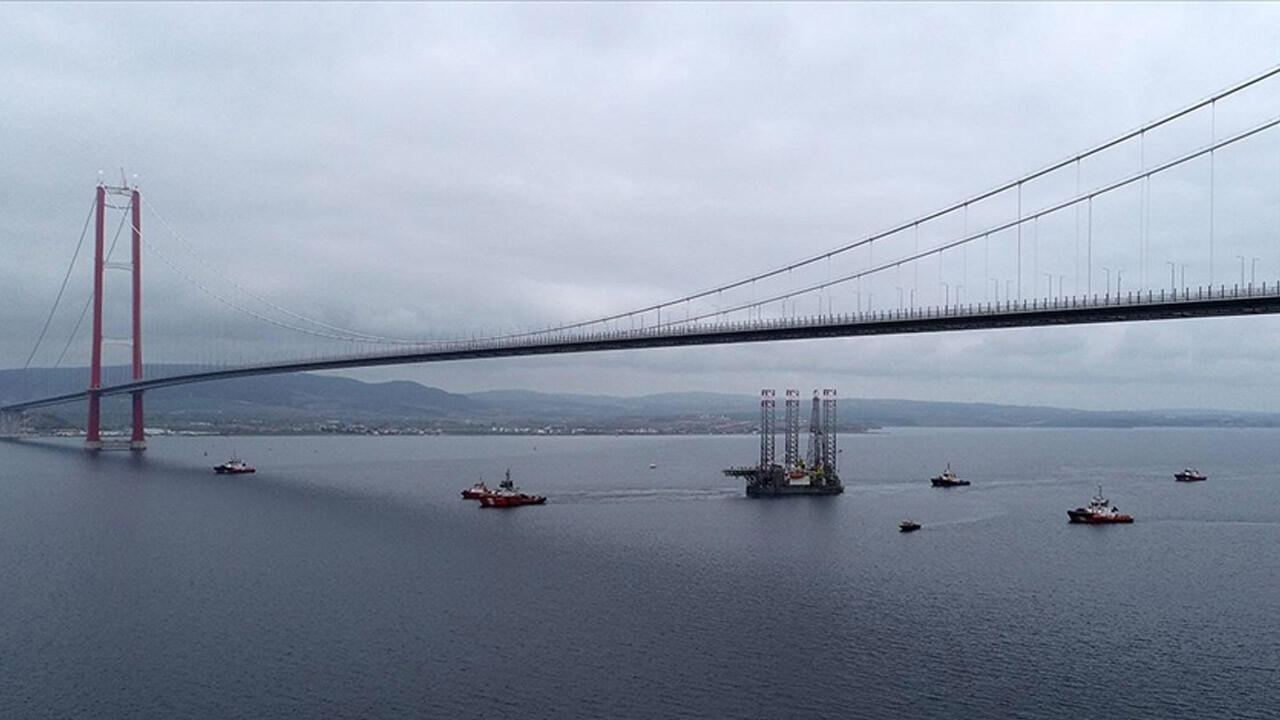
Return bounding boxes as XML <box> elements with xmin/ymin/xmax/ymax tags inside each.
<box><xmin>85</xmin><ymin>185</ymin><xmax>105</xmax><ymax>450</ymax></box>
<box><xmin>129</xmin><ymin>189</ymin><xmax>145</xmax><ymax>451</ymax></box>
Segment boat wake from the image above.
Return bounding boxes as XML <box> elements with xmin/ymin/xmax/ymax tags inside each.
<box><xmin>551</xmin><ymin>487</ymin><xmax>741</xmax><ymax>504</ymax></box>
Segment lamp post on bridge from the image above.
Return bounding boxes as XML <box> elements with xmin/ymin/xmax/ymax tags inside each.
<box><xmin>1042</xmin><ymin>272</ymin><xmax>1053</xmax><ymax>298</ymax></box>
<box><xmin>1116</xmin><ymin>269</ymin><xmax>1124</xmax><ymax>296</ymax></box>
<box><xmin>1058</xmin><ymin>275</ymin><xmax>1067</xmax><ymax>298</ymax></box>
<box><xmin>941</xmin><ymin>282</ymin><xmax>949</xmax><ymax>307</ymax></box>
<box><xmin>1234</xmin><ymin>256</ymin><xmax>1259</xmax><ymax>287</ymax></box>
<box><xmin>1100</xmin><ymin>267</ymin><xmax>1110</xmax><ymax>297</ymax></box>
<box><xmin>1166</xmin><ymin>261</ymin><xmax>1176</xmax><ymax>291</ymax></box>
<box><xmin>989</xmin><ymin>278</ymin><xmax>999</xmax><ymax>303</ymax></box>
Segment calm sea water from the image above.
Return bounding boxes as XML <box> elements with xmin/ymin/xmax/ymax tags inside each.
<box><xmin>2</xmin><ymin>428</ymin><xmax>1279</xmax><ymax>719</ymax></box>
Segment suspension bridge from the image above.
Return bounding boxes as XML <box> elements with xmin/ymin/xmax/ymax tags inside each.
<box><xmin>6</xmin><ymin>66</ymin><xmax>1280</xmax><ymax>448</ymax></box>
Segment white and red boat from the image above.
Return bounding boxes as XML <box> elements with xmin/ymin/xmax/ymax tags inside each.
<box><xmin>1067</xmin><ymin>486</ymin><xmax>1133</xmax><ymax>524</ymax></box>
<box><xmin>1174</xmin><ymin>468</ymin><xmax>1207</xmax><ymax>482</ymax></box>
<box><xmin>477</xmin><ymin>470</ymin><xmax>546</xmax><ymax>508</ymax></box>
<box><xmin>461</xmin><ymin>480</ymin><xmax>490</xmax><ymax>499</ymax></box>
<box><xmin>214</xmin><ymin>458</ymin><xmax>255</xmax><ymax>474</ymax></box>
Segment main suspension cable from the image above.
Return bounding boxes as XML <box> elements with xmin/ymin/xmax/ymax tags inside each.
<box><xmin>141</xmin><ymin>195</ymin><xmax>414</xmax><ymax>344</ymax></box>
<box><xmin>23</xmin><ymin>196</ymin><xmax>96</xmax><ymax>369</ymax></box>
<box><xmin>52</xmin><ymin>195</ymin><xmax>132</xmax><ymax>368</ymax></box>
<box><xmin>499</xmin><ymin>62</ymin><xmax>1280</xmax><ymax>342</ymax></box>
<box><xmin>139</xmin><ymin>229</ymin><xmax>427</xmax><ymax>346</ymax></box>
<box><xmin>663</xmin><ymin>114</ymin><xmax>1280</xmax><ymax>328</ymax></box>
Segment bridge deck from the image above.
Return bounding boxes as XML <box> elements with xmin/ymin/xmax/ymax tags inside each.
<box><xmin>6</xmin><ymin>284</ymin><xmax>1280</xmax><ymax>412</ymax></box>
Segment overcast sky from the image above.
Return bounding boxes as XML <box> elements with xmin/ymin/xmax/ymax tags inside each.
<box><xmin>6</xmin><ymin>3</ymin><xmax>1280</xmax><ymax>411</ymax></box>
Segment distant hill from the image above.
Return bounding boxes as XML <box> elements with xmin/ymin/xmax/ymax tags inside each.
<box><xmin>0</xmin><ymin>367</ymin><xmax>475</xmax><ymax>430</ymax></box>
<box><xmin>5</xmin><ymin>366</ymin><xmax>1280</xmax><ymax>433</ymax></box>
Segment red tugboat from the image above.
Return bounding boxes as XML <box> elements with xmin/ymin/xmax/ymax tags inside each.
<box><xmin>1067</xmin><ymin>486</ymin><xmax>1133</xmax><ymax>524</ymax></box>
<box><xmin>461</xmin><ymin>480</ymin><xmax>490</xmax><ymax>499</ymax></box>
<box><xmin>214</xmin><ymin>458</ymin><xmax>256</xmax><ymax>474</ymax></box>
<box><xmin>478</xmin><ymin>470</ymin><xmax>546</xmax><ymax>508</ymax></box>
<box><xmin>1174</xmin><ymin>468</ymin><xmax>1207</xmax><ymax>482</ymax></box>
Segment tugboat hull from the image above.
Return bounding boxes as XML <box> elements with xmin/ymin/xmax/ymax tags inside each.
<box><xmin>479</xmin><ymin>494</ymin><xmax>546</xmax><ymax>508</ymax></box>
<box><xmin>475</xmin><ymin>470</ymin><xmax>545</xmax><ymax>507</ymax></box>
<box><xmin>214</xmin><ymin>459</ymin><xmax>255</xmax><ymax>474</ymax></box>
<box><xmin>1067</xmin><ymin>510</ymin><xmax>1134</xmax><ymax>524</ymax></box>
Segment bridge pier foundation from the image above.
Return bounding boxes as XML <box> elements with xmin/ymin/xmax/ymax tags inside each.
<box><xmin>85</xmin><ymin>390</ymin><xmax>102</xmax><ymax>450</ymax></box>
<box><xmin>131</xmin><ymin>391</ymin><xmax>146</xmax><ymax>451</ymax></box>
<box><xmin>0</xmin><ymin>410</ymin><xmax>20</xmax><ymax>437</ymax></box>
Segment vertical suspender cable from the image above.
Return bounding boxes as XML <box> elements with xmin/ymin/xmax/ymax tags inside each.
<box><xmin>1087</xmin><ymin>197</ymin><xmax>1093</xmax><ymax>296</ymax></box>
<box><xmin>1017</xmin><ymin>182</ymin><xmax>1023</xmax><ymax>300</ymax></box>
<box><xmin>1210</xmin><ymin>100</ymin><xmax>1217</xmax><ymax>286</ymax></box>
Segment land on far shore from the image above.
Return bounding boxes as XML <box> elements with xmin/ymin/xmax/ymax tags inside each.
<box><xmin>4</xmin><ymin>367</ymin><xmax>1280</xmax><ymax>436</ymax></box>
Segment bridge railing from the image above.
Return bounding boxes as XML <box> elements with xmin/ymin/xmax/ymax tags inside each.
<box><xmin>360</xmin><ymin>280</ymin><xmax>1280</xmax><ymax>360</ymax></box>
<box><xmin>506</xmin><ymin>280</ymin><xmax>1280</xmax><ymax>350</ymax></box>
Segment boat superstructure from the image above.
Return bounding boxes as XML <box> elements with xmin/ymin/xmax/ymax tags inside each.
<box><xmin>461</xmin><ymin>480</ymin><xmax>490</xmax><ymax>499</ymax></box>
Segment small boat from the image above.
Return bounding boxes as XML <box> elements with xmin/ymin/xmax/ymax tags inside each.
<box><xmin>478</xmin><ymin>470</ymin><xmax>546</xmax><ymax>508</ymax></box>
<box><xmin>461</xmin><ymin>480</ymin><xmax>489</xmax><ymax>499</ymax></box>
<box><xmin>1067</xmin><ymin>485</ymin><xmax>1133</xmax><ymax>524</ymax></box>
<box><xmin>930</xmin><ymin>463</ymin><xmax>970</xmax><ymax>487</ymax></box>
<box><xmin>1174</xmin><ymin>467</ymin><xmax>1207</xmax><ymax>482</ymax></box>
<box><xmin>214</xmin><ymin>458</ymin><xmax>255</xmax><ymax>474</ymax></box>
<box><xmin>649</xmin><ymin>462</ymin><xmax>658</xmax><ymax>469</ymax></box>
<box><xmin>899</xmin><ymin>519</ymin><xmax>922</xmax><ymax>532</ymax></box>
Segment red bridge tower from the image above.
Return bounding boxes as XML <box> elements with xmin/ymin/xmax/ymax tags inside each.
<box><xmin>85</xmin><ymin>183</ymin><xmax>145</xmax><ymax>451</ymax></box>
